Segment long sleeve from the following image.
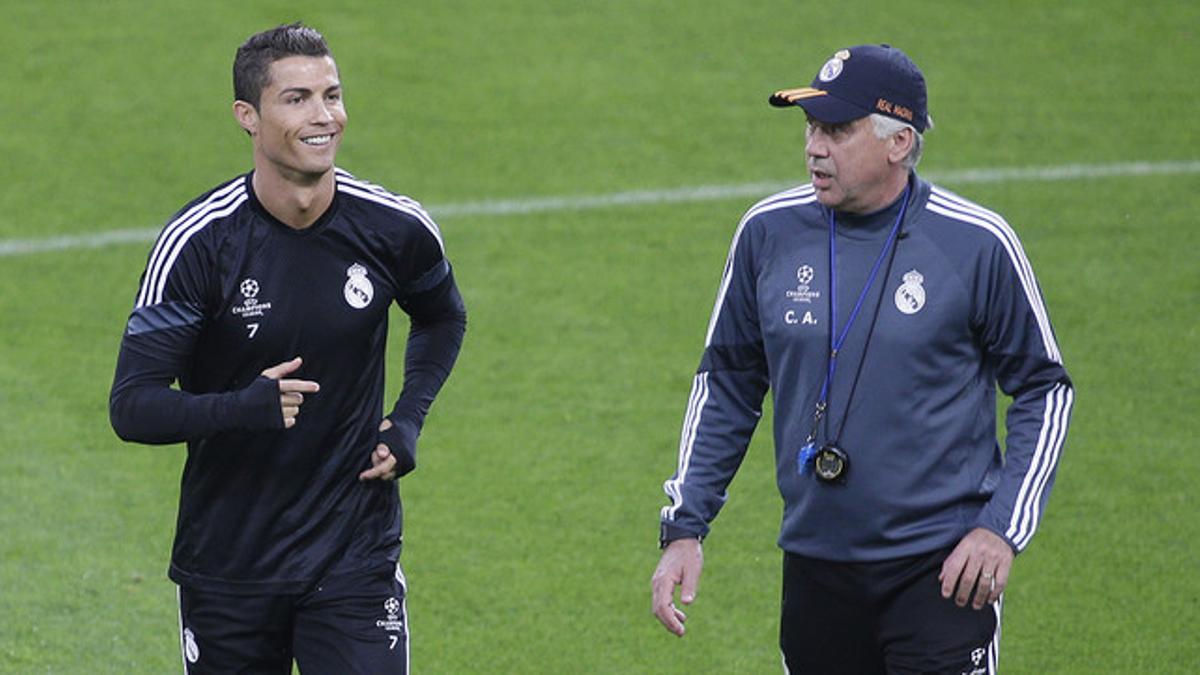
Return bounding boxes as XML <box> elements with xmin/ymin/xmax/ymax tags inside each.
<box><xmin>109</xmin><ymin>214</ymin><xmax>282</xmax><ymax>444</ymax></box>
<box><xmin>377</xmin><ymin>262</ymin><xmax>467</xmax><ymax>477</ymax></box>
<box><xmin>109</xmin><ymin>302</ymin><xmax>282</xmax><ymax>444</ymax></box>
<box><xmin>971</xmin><ymin>238</ymin><xmax>1075</xmax><ymax>552</ymax></box>
<box><xmin>660</xmin><ymin>219</ymin><xmax>769</xmax><ymax>540</ymax></box>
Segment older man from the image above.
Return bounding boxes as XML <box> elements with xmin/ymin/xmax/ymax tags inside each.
<box><xmin>652</xmin><ymin>44</ymin><xmax>1072</xmax><ymax>673</ymax></box>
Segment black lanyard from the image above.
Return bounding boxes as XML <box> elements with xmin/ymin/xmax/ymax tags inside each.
<box><xmin>797</xmin><ymin>185</ymin><xmax>909</xmax><ymax>477</ymax></box>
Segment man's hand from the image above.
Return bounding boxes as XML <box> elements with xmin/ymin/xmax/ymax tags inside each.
<box><xmin>939</xmin><ymin>527</ymin><xmax>1015</xmax><ymax>609</ymax></box>
<box><xmin>260</xmin><ymin>357</ymin><xmax>320</xmax><ymax>429</ymax></box>
<box><xmin>651</xmin><ymin>538</ymin><xmax>704</xmax><ymax>637</ymax></box>
<box><xmin>359</xmin><ymin>418</ymin><xmax>399</xmax><ymax>481</ymax></box>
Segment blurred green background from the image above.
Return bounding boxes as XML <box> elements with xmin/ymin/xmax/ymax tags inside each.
<box><xmin>1</xmin><ymin>0</ymin><xmax>1197</xmax><ymax>672</ymax></box>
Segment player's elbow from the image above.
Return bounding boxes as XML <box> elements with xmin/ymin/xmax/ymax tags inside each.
<box><xmin>109</xmin><ymin>388</ymin><xmax>167</xmax><ymax>444</ymax></box>
<box><xmin>109</xmin><ymin>391</ymin><xmax>140</xmax><ymax>442</ymax></box>
<box><xmin>449</xmin><ymin>308</ymin><xmax>468</xmax><ymax>336</ymax></box>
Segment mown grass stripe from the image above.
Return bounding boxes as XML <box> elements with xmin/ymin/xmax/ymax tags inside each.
<box><xmin>2</xmin><ymin>160</ymin><xmax>1197</xmax><ymax>258</ymax></box>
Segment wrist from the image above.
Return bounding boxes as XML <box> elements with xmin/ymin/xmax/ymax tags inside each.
<box><xmin>234</xmin><ymin>375</ymin><xmax>285</xmax><ymax>430</ymax></box>
<box><xmin>378</xmin><ymin>416</ymin><xmax>419</xmax><ymax>477</ymax></box>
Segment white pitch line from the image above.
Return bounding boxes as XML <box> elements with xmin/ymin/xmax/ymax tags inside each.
<box><xmin>2</xmin><ymin>160</ymin><xmax>1197</xmax><ymax>258</ymax></box>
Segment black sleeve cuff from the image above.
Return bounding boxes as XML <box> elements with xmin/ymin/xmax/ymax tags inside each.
<box><xmin>659</xmin><ymin>522</ymin><xmax>704</xmax><ymax>549</ymax></box>
<box><xmin>235</xmin><ymin>376</ymin><xmax>285</xmax><ymax>430</ymax></box>
<box><xmin>378</xmin><ymin>416</ymin><xmax>420</xmax><ymax>478</ymax></box>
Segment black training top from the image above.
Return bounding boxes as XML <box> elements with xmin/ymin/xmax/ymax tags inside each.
<box><xmin>110</xmin><ymin>169</ymin><xmax>466</xmax><ymax>594</ymax></box>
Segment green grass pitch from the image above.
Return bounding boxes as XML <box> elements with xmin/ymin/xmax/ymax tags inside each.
<box><xmin>1</xmin><ymin>1</ymin><xmax>1197</xmax><ymax>672</ymax></box>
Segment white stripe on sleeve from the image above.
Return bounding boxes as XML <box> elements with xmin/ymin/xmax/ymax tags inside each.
<box><xmin>137</xmin><ymin>180</ymin><xmax>246</xmax><ymax>308</ymax></box>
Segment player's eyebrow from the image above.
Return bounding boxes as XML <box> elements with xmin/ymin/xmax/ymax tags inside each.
<box><xmin>276</xmin><ymin>86</ymin><xmax>312</xmax><ymax>98</ymax></box>
<box><xmin>276</xmin><ymin>83</ymin><xmax>341</xmax><ymax>97</ymax></box>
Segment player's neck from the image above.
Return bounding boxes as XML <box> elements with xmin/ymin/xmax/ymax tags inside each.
<box><xmin>251</xmin><ymin>167</ymin><xmax>336</xmax><ymax>230</ymax></box>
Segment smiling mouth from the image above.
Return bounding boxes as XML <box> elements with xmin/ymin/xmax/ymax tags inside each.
<box><xmin>301</xmin><ymin>134</ymin><xmax>333</xmax><ymax>146</ymax></box>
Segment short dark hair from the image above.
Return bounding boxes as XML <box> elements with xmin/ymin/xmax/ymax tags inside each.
<box><xmin>233</xmin><ymin>22</ymin><xmax>332</xmax><ymax>109</ymax></box>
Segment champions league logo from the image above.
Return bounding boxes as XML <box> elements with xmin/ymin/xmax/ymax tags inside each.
<box><xmin>376</xmin><ymin>596</ymin><xmax>405</xmax><ymax>633</ymax></box>
<box><xmin>894</xmin><ymin>269</ymin><xmax>926</xmax><ymax>314</ymax></box>
<box><xmin>232</xmin><ymin>277</ymin><xmax>272</xmax><ymax>318</ymax></box>
<box><xmin>786</xmin><ymin>264</ymin><xmax>821</xmax><ymax>304</ymax></box>
<box><xmin>344</xmin><ymin>263</ymin><xmax>374</xmax><ymax>309</ymax></box>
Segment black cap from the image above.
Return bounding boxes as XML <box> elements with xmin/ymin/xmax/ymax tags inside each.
<box><xmin>769</xmin><ymin>44</ymin><xmax>930</xmax><ymax>132</ymax></box>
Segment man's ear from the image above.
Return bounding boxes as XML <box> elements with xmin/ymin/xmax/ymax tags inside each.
<box><xmin>888</xmin><ymin>127</ymin><xmax>915</xmax><ymax>164</ymax></box>
<box><xmin>233</xmin><ymin>100</ymin><xmax>259</xmax><ymax>136</ymax></box>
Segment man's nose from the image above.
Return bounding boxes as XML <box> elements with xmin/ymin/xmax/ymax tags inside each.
<box><xmin>312</xmin><ymin>101</ymin><xmax>335</xmax><ymax>123</ymax></box>
<box><xmin>805</xmin><ymin>131</ymin><xmax>828</xmax><ymax>158</ymax></box>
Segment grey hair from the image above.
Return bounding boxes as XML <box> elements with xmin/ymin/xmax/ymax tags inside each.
<box><xmin>870</xmin><ymin>113</ymin><xmax>929</xmax><ymax>170</ymax></box>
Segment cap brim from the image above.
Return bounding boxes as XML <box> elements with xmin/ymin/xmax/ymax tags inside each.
<box><xmin>768</xmin><ymin>87</ymin><xmax>871</xmax><ymax>123</ymax></box>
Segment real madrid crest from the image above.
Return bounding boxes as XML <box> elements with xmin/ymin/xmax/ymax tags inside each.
<box><xmin>183</xmin><ymin>628</ymin><xmax>200</xmax><ymax>664</ymax></box>
<box><xmin>344</xmin><ymin>263</ymin><xmax>374</xmax><ymax>309</ymax></box>
<box><xmin>818</xmin><ymin>49</ymin><xmax>851</xmax><ymax>82</ymax></box>
<box><xmin>894</xmin><ymin>269</ymin><xmax>926</xmax><ymax>314</ymax></box>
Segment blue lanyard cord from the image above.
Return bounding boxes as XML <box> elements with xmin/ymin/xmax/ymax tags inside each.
<box><xmin>799</xmin><ymin>184</ymin><xmax>910</xmax><ymax>474</ymax></box>
<box><xmin>819</xmin><ymin>184</ymin><xmax>910</xmax><ymax>408</ymax></box>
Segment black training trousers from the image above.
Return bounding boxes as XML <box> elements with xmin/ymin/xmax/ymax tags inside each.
<box><xmin>178</xmin><ymin>565</ymin><xmax>409</xmax><ymax>674</ymax></box>
<box><xmin>781</xmin><ymin>547</ymin><xmax>999</xmax><ymax>674</ymax></box>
